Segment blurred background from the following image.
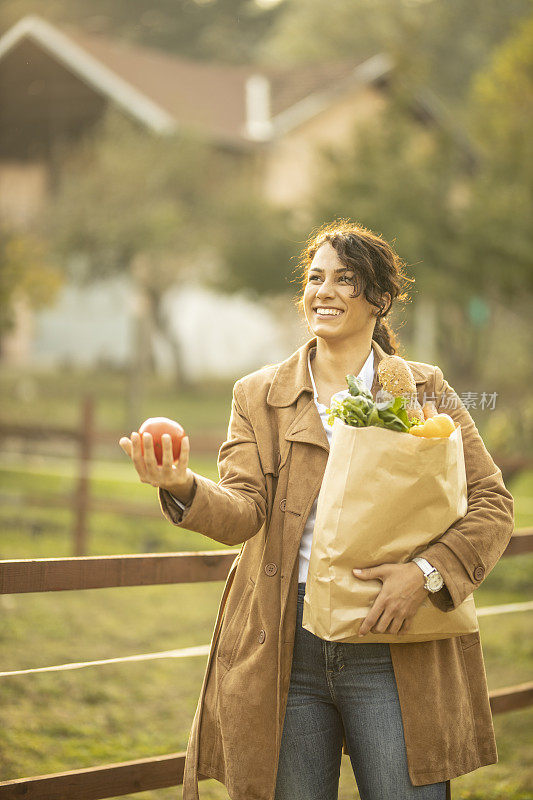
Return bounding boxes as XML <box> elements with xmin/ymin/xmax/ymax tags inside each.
<box><xmin>0</xmin><ymin>1</ymin><xmax>531</xmax><ymax>798</ymax></box>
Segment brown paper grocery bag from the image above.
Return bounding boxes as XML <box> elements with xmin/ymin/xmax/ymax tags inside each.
<box><xmin>302</xmin><ymin>417</ymin><xmax>479</xmax><ymax>643</ymax></box>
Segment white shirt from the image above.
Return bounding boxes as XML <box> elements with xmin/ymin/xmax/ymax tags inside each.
<box><xmin>297</xmin><ymin>346</ymin><xmax>375</xmax><ymax>584</ymax></box>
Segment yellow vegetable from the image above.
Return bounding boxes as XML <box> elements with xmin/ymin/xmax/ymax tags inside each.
<box><xmin>408</xmin><ymin>413</ymin><xmax>456</xmax><ymax>438</ymax></box>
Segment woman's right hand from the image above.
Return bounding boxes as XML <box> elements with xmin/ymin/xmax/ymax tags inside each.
<box><xmin>118</xmin><ymin>431</ymin><xmax>196</xmax><ymax>504</ymax></box>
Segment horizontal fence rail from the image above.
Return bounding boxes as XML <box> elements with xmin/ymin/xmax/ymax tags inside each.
<box><xmin>0</xmin><ymin>421</ymin><xmax>224</xmax><ymax>454</ymax></box>
<box><xmin>1</xmin><ymin>681</ymin><xmax>532</xmax><ymax>800</ymax></box>
<box><xmin>0</xmin><ymin>753</ymin><xmax>187</xmax><ymax>800</ymax></box>
<box><xmin>1</xmin><ymin>530</ymin><xmax>531</xmax><ymax>596</ymax></box>
<box><xmin>1</xmin><ymin>491</ymin><xmax>164</xmax><ymax>519</ymax></box>
<box><xmin>489</xmin><ymin>681</ymin><xmax>533</xmax><ymax>714</ymax></box>
<box><xmin>502</xmin><ymin>528</ymin><xmax>533</xmax><ymax>556</ymax></box>
<box><xmin>0</xmin><ymin>550</ymin><xmax>240</xmax><ymax>594</ymax></box>
<box><xmin>1</xmin><ymin>529</ymin><xmax>531</xmax><ymax>799</ymax></box>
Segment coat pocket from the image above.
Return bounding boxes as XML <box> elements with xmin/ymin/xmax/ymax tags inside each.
<box><xmin>216</xmin><ymin>577</ymin><xmax>255</xmax><ymax>671</ymax></box>
<box><xmin>459</xmin><ymin>631</ymin><xmax>480</xmax><ymax>651</ymax></box>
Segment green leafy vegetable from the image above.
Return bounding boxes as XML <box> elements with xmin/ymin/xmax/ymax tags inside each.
<box><xmin>327</xmin><ymin>375</ymin><xmax>418</xmax><ymax>433</ymax></box>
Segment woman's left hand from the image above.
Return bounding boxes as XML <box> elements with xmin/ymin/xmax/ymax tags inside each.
<box><xmin>353</xmin><ymin>562</ymin><xmax>428</xmax><ymax>636</ymax></box>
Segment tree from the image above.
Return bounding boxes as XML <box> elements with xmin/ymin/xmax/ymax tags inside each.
<box><xmin>310</xmin><ymin>98</ymin><xmax>468</xmax><ymax>291</ymax></box>
<box><xmin>0</xmin><ymin>0</ymin><xmax>284</xmax><ymax>64</ymax></box>
<box><xmin>0</xmin><ymin>227</ymin><xmax>62</xmax><ymax>349</ymax></box>
<box><xmin>463</xmin><ymin>13</ymin><xmax>533</xmax><ymax>300</ymax></box>
<box><xmin>43</xmin><ymin>110</ymin><xmax>228</xmax><ymax>423</ymax></box>
<box><xmin>261</xmin><ymin>0</ymin><xmax>531</xmax><ymax>113</ymax></box>
<box><xmin>306</xmin><ymin>94</ymin><xmax>487</xmax><ymax>380</ymax></box>
<box><xmin>177</xmin><ymin>168</ymin><xmax>305</xmax><ymax>355</ymax></box>
<box><xmin>213</xmin><ymin>182</ymin><xmax>301</xmax><ymax>298</ymax></box>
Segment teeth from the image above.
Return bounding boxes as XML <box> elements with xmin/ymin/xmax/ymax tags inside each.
<box><xmin>315</xmin><ymin>308</ymin><xmax>342</xmax><ymax>316</ymax></box>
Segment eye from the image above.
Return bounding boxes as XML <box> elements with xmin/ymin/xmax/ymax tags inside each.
<box><xmin>307</xmin><ymin>273</ymin><xmax>354</xmax><ymax>284</ymax></box>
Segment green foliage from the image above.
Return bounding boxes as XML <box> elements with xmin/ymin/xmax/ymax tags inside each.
<box><xmin>309</xmin><ymin>100</ymin><xmax>467</xmax><ymax>300</ymax></box>
<box><xmin>0</xmin><ymin>0</ymin><xmax>283</xmax><ymax>64</ymax></box>
<box><xmin>262</xmin><ymin>0</ymin><xmax>531</xmax><ymax>111</ymax></box>
<box><xmin>305</xmin><ymin>9</ymin><xmax>533</xmax><ymax>384</ymax></box>
<box><xmin>0</xmin><ymin>228</ymin><xmax>63</xmax><ymax>336</ymax></box>
<box><xmin>461</xmin><ymin>13</ymin><xmax>533</xmax><ymax>301</ymax></box>
<box><xmin>212</xmin><ymin>184</ymin><xmax>301</xmax><ymax>297</ymax></box>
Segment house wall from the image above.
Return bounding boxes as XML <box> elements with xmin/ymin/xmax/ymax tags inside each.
<box><xmin>0</xmin><ymin>159</ymin><xmax>49</xmax><ymax>227</ymax></box>
<box><xmin>263</xmin><ymin>84</ymin><xmax>386</xmax><ymax>207</ymax></box>
<box><xmin>30</xmin><ymin>277</ymin><xmax>301</xmax><ymax>378</ymax></box>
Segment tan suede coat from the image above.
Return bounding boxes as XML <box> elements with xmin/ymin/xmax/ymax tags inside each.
<box><xmin>158</xmin><ymin>337</ymin><xmax>514</xmax><ymax>800</ymax></box>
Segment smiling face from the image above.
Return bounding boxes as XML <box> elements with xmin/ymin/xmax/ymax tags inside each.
<box><xmin>303</xmin><ymin>242</ymin><xmax>388</xmax><ymax>344</ymax></box>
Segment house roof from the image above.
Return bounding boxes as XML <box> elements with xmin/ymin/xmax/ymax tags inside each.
<box><xmin>0</xmin><ymin>15</ymin><xmax>393</xmax><ymax>145</ymax></box>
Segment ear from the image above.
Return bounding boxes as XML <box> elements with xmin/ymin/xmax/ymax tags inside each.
<box><xmin>381</xmin><ymin>292</ymin><xmax>392</xmax><ymax>315</ymax></box>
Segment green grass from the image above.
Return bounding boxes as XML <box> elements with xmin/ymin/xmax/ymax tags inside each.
<box><xmin>0</xmin><ymin>450</ymin><xmax>532</xmax><ymax>797</ymax></box>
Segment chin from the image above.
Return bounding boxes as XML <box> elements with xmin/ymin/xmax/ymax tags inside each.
<box><xmin>310</xmin><ymin>325</ymin><xmax>343</xmax><ymax>341</ymax></box>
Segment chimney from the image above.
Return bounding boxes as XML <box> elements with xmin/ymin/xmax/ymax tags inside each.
<box><xmin>245</xmin><ymin>74</ymin><xmax>273</xmax><ymax>141</ymax></box>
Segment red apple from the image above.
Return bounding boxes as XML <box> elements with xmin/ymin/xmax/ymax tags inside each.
<box><xmin>138</xmin><ymin>417</ymin><xmax>185</xmax><ymax>465</ymax></box>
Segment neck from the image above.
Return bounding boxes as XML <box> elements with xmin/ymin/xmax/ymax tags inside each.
<box><xmin>312</xmin><ymin>335</ymin><xmax>374</xmax><ymax>387</ymax></box>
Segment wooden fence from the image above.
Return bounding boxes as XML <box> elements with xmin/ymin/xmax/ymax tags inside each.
<box><xmin>0</xmin><ymin>530</ymin><xmax>532</xmax><ymax>800</ymax></box>
<box><xmin>1</xmin><ymin>397</ymin><xmax>532</xmax><ymax>798</ymax></box>
<box><xmin>1</xmin><ymin>395</ymin><xmax>531</xmax><ymax>558</ymax></box>
<box><xmin>0</xmin><ymin>395</ymin><xmax>225</xmax><ymax>556</ymax></box>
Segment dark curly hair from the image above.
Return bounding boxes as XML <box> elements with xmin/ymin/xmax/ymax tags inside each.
<box><xmin>294</xmin><ymin>219</ymin><xmax>414</xmax><ymax>355</ymax></box>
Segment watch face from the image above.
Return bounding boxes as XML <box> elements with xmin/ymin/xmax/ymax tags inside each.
<box><xmin>427</xmin><ymin>572</ymin><xmax>444</xmax><ymax>592</ymax></box>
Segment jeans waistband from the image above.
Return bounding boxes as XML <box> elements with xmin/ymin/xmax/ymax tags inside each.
<box><xmin>297</xmin><ymin>582</ymin><xmax>306</xmax><ymax>595</ymax></box>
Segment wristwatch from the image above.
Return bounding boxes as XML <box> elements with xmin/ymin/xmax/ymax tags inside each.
<box><xmin>412</xmin><ymin>557</ymin><xmax>444</xmax><ymax>593</ymax></box>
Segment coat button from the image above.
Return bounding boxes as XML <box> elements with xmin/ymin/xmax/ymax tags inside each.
<box><xmin>280</xmin><ymin>499</ymin><xmax>287</xmax><ymax>511</ymax></box>
<box><xmin>473</xmin><ymin>565</ymin><xmax>485</xmax><ymax>582</ymax></box>
<box><xmin>265</xmin><ymin>562</ymin><xmax>278</xmax><ymax>576</ymax></box>
<box><xmin>258</xmin><ymin>629</ymin><xmax>266</xmax><ymax>644</ymax></box>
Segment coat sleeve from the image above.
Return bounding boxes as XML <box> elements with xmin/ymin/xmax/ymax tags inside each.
<box><xmin>419</xmin><ymin>366</ymin><xmax>515</xmax><ymax>612</ymax></box>
<box><xmin>157</xmin><ymin>379</ymin><xmax>267</xmax><ymax>546</ymax></box>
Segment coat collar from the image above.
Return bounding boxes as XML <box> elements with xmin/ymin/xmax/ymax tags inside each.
<box><xmin>266</xmin><ymin>337</ymin><xmax>427</xmax><ymax>408</ymax></box>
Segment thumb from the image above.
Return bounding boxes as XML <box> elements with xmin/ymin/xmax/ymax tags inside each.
<box><xmin>119</xmin><ymin>437</ymin><xmax>132</xmax><ymax>458</ymax></box>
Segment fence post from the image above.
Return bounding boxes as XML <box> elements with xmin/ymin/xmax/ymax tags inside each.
<box><xmin>73</xmin><ymin>395</ymin><xmax>94</xmax><ymax>557</ymax></box>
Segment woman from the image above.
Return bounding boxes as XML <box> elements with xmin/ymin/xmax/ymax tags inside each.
<box><xmin>119</xmin><ymin>221</ymin><xmax>514</xmax><ymax>800</ymax></box>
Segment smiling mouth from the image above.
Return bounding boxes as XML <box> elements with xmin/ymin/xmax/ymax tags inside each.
<box><xmin>314</xmin><ymin>308</ymin><xmax>344</xmax><ymax>317</ymax></box>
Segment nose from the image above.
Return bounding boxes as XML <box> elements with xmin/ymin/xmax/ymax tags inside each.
<box><xmin>315</xmin><ymin>277</ymin><xmax>336</xmax><ymax>299</ymax></box>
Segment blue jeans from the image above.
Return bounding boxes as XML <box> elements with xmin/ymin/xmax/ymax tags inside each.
<box><xmin>274</xmin><ymin>583</ymin><xmax>447</xmax><ymax>800</ymax></box>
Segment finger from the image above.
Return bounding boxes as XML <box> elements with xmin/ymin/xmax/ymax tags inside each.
<box><xmin>178</xmin><ymin>435</ymin><xmax>190</xmax><ymax>471</ymax></box>
<box><xmin>387</xmin><ymin>615</ymin><xmax>406</xmax><ymax>635</ymax></box>
<box><xmin>371</xmin><ymin>607</ymin><xmax>395</xmax><ymax>634</ymax></box>
<box><xmin>131</xmin><ymin>431</ymin><xmax>143</xmax><ymax>463</ymax></box>
<box><xmin>130</xmin><ymin>432</ymin><xmax>148</xmax><ymax>480</ymax></box>
<box><xmin>142</xmin><ymin>432</ymin><xmax>159</xmax><ymax>474</ymax></box>
<box><xmin>398</xmin><ymin>618</ymin><xmax>412</xmax><ymax>634</ymax></box>
<box><xmin>358</xmin><ymin>601</ymin><xmax>385</xmax><ymax>636</ymax></box>
<box><xmin>353</xmin><ymin>566</ymin><xmax>382</xmax><ymax>581</ymax></box>
<box><xmin>161</xmin><ymin>433</ymin><xmax>174</xmax><ymax>468</ymax></box>
<box><xmin>119</xmin><ymin>437</ymin><xmax>132</xmax><ymax>458</ymax></box>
